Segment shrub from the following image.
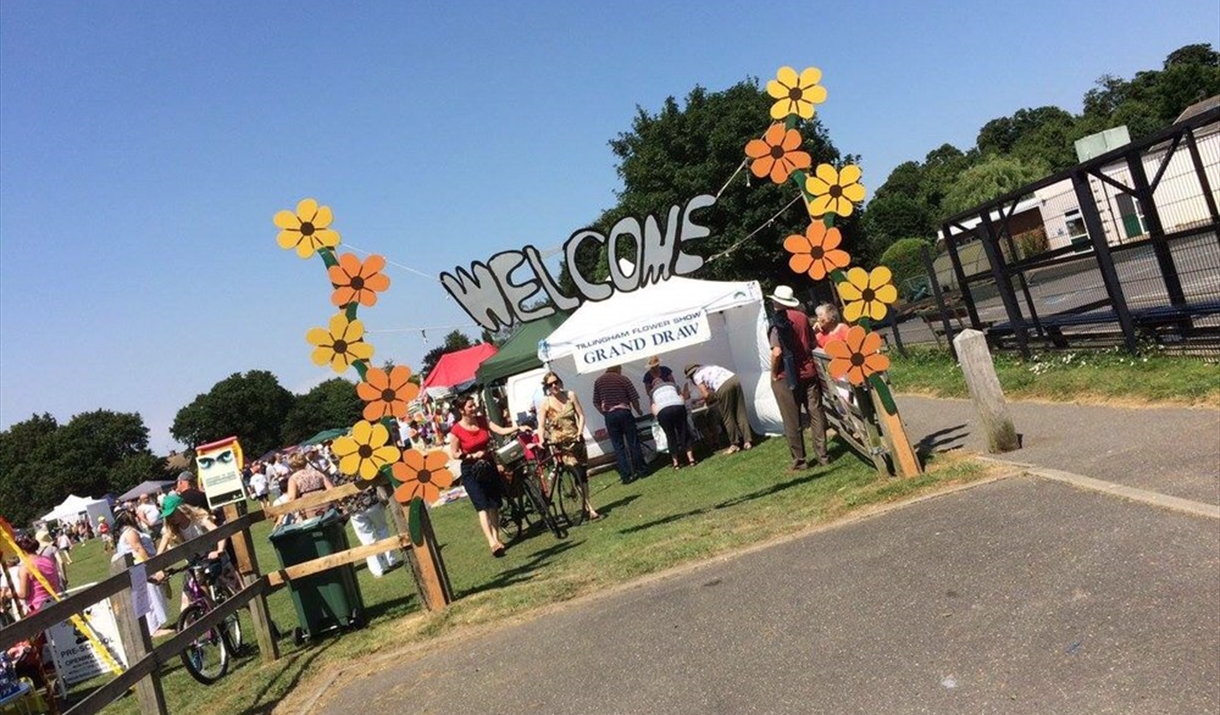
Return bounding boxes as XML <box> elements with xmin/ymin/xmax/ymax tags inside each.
<box><xmin>879</xmin><ymin>238</ymin><xmax>932</xmax><ymax>298</ymax></box>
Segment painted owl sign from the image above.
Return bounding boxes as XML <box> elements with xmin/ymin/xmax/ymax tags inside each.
<box><xmin>194</xmin><ymin>436</ymin><xmax>246</xmax><ymax>509</ymax></box>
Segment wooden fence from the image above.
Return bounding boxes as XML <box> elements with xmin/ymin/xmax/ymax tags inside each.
<box><xmin>1</xmin><ymin>479</ymin><xmax>450</xmax><ymax>715</ymax></box>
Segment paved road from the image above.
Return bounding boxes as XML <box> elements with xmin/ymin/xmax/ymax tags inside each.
<box><xmin>896</xmin><ymin>395</ymin><xmax>1220</xmax><ymax>505</ymax></box>
<box><xmin>318</xmin><ymin>477</ymin><xmax>1219</xmax><ymax>715</ymax></box>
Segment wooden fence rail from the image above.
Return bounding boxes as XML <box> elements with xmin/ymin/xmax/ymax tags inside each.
<box><xmin>1</xmin><ymin>488</ymin><xmax>450</xmax><ymax>715</ymax></box>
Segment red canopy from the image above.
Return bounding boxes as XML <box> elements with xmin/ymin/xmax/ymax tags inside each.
<box><xmin>421</xmin><ymin>343</ymin><xmax>499</xmax><ymax>395</ymax></box>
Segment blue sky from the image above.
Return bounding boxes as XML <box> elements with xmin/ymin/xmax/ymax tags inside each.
<box><xmin>2</xmin><ymin>0</ymin><xmax>1216</xmax><ymax>453</ymax></box>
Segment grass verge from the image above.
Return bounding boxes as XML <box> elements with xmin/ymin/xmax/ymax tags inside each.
<box><xmin>60</xmin><ymin>439</ymin><xmax>996</xmax><ymax>715</ymax></box>
<box><xmin>887</xmin><ymin>345</ymin><xmax>1220</xmax><ymax>406</ymax></box>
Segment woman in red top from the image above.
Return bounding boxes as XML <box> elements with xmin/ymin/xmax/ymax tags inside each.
<box><xmin>447</xmin><ymin>395</ymin><xmax>525</xmax><ymax>557</ymax></box>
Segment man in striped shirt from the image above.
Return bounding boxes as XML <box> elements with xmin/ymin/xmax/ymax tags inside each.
<box><xmin>592</xmin><ymin>365</ymin><xmax>647</xmax><ymax>483</ymax></box>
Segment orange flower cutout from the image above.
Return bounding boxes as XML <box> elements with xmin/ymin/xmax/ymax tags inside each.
<box><xmin>744</xmin><ymin>124</ymin><xmax>811</xmax><ymax>184</ymax></box>
<box><xmin>356</xmin><ymin>365</ymin><xmax>419</xmax><ymax>421</ymax></box>
<box><xmin>783</xmin><ymin>222</ymin><xmax>851</xmax><ymax>280</ymax></box>
<box><xmin>392</xmin><ymin>449</ymin><xmax>454</xmax><ymax>504</ymax></box>
<box><xmin>825</xmin><ymin>325</ymin><xmax>891</xmax><ymax>386</ymax></box>
<box><xmin>329</xmin><ymin>253</ymin><xmax>391</xmax><ymax>307</ymax></box>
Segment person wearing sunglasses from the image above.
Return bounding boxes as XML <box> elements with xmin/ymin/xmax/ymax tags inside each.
<box><xmin>537</xmin><ymin>372</ymin><xmax>603</xmax><ymax>521</ymax></box>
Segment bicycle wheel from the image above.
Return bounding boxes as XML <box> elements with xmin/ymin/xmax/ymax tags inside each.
<box><xmin>553</xmin><ymin>465</ymin><xmax>587</xmax><ymax>527</ymax></box>
<box><xmin>177</xmin><ymin>603</ymin><xmax>230</xmax><ymax>685</ymax></box>
<box><xmin>213</xmin><ymin>584</ymin><xmax>245</xmax><ymax>655</ymax></box>
<box><xmin>523</xmin><ymin>476</ymin><xmax>566</xmax><ymax>539</ymax></box>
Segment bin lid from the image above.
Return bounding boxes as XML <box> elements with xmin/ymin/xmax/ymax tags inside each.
<box><xmin>269</xmin><ymin>508</ymin><xmax>342</xmax><ymax>540</ymax></box>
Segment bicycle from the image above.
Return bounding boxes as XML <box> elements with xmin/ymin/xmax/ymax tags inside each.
<box><xmin>534</xmin><ymin>442</ymin><xmax>590</xmax><ymax>528</ymax></box>
<box><xmin>495</xmin><ymin>438</ymin><xmax>566</xmax><ymax>541</ymax></box>
<box><xmin>159</xmin><ymin>556</ymin><xmax>245</xmax><ymax>685</ymax></box>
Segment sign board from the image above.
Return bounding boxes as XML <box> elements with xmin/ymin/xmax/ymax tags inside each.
<box><xmin>572</xmin><ymin>310</ymin><xmax>711</xmax><ymax>374</ymax></box>
<box><xmin>195</xmin><ymin>436</ymin><xmax>247</xmax><ymax>509</ymax></box>
<box><xmin>46</xmin><ymin>585</ymin><xmax>128</xmax><ymax>685</ymax></box>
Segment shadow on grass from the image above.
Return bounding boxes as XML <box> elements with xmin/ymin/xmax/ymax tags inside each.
<box><xmin>458</xmin><ymin>538</ymin><xmax>581</xmax><ymax>598</ymax></box>
<box><xmin>233</xmin><ymin>634</ymin><xmax>339</xmax><ymax>715</ymax></box>
<box><xmin>617</xmin><ymin>462</ymin><xmax>845</xmax><ymax>535</ymax></box>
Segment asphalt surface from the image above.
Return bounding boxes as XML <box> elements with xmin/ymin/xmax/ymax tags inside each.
<box><xmin>319</xmin><ymin>477</ymin><xmax>1219</xmax><ymax>715</ymax></box>
<box><xmin>897</xmin><ymin>395</ymin><xmax>1220</xmax><ymax>505</ymax></box>
<box><xmin>310</xmin><ymin>397</ymin><xmax>1219</xmax><ymax>715</ymax></box>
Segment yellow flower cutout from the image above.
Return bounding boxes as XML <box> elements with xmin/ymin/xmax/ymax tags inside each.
<box><xmin>805</xmin><ymin>164</ymin><xmax>866</xmax><ymax>217</ymax></box>
<box><xmin>274</xmin><ymin>198</ymin><xmax>341</xmax><ymax>259</ymax></box>
<box><xmin>332</xmin><ymin>420</ymin><xmax>400</xmax><ymax>480</ymax></box>
<box><xmin>836</xmin><ymin>266</ymin><xmax>899</xmax><ymax>322</ymax></box>
<box><xmin>766</xmin><ymin>66</ymin><xmax>827</xmax><ymax>120</ymax></box>
<box><xmin>391</xmin><ymin>449</ymin><xmax>454</xmax><ymax>505</ymax></box>
<box><xmin>306</xmin><ymin>313</ymin><xmax>375</xmax><ymax>373</ymax></box>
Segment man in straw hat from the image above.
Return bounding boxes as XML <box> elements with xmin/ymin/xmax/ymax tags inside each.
<box><xmin>767</xmin><ymin>285</ymin><xmax>830</xmax><ymax>469</ymax></box>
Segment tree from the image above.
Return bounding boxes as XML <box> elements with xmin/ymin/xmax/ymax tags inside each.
<box><xmin>862</xmin><ymin>194</ymin><xmax>934</xmax><ymax>258</ymax></box>
<box><xmin>55</xmin><ymin>410</ymin><xmax>153</xmax><ymax>496</ymax></box>
<box><xmin>171</xmin><ymin>370</ymin><xmax>294</xmax><ymax>456</ymax></box>
<box><xmin>565</xmin><ymin>80</ymin><xmax>854</xmax><ymax>292</ymax></box>
<box><xmin>0</xmin><ymin>413</ymin><xmax>60</xmax><ymax>525</ymax></box>
<box><xmin>941</xmin><ymin>155</ymin><xmax>1048</xmax><ymax>218</ymax></box>
<box><xmin>1164</xmin><ymin>43</ymin><xmax>1219</xmax><ymax>69</ymax></box>
<box><xmin>420</xmin><ymin>330</ymin><xmax>474</xmax><ymax>377</ymax></box>
<box><xmin>0</xmin><ymin>410</ymin><xmax>160</xmax><ymax>526</ymax></box>
<box><xmin>281</xmin><ymin>377</ymin><xmax>363</xmax><ymax>445</ymax></box>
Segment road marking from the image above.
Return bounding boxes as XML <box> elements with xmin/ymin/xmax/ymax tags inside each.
<box><xmin>979</xmin><ymin>457</ymin><xmax>1219</xmax><ymax>519</ymax></box>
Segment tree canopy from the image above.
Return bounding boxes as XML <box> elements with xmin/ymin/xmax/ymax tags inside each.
<box><xmin>868</xmin><ymin>42</ymin><xmax>1219</xmax><ymax>252</ymax></box>
<box><xmin>171</xmin><ymin>370</ymin><xmax>295</xmax><ymax>457</ymax></box>
<box><xmin>0</xmin><ymin>410</ymin><xmax>161</xmax><ymax>526</ymax></box>
<box><xmin>560</xmin><ymin>79</ymin><xmax>859</xmax><ymax>292</ymax></box>
<box><xmin>280</xmin><ymin>377</ymin><xmax>363</xmax><ymax>446</ymax></box>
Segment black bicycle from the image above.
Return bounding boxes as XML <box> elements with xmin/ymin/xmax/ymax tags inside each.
<box><xmin>534</xmin><ymin>442</ymin><xmax>589</xmax><ymax>528</ymax></box>
<box><xmin>496</xmin><ymin>440</ymin><xmax>566</xmax><ymax>541</ymax></box>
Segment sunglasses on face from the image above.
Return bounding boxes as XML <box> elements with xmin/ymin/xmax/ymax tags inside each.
<box><xmin>546</xmin><ymin>381</ymin><xmax>561</xmax><ymax>389</ymax></box>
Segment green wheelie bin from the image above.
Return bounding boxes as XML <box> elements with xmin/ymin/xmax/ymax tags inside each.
<box><xmin>269</xmin><ymin>509</ymin><xmax>366</xmax><ymax>645</ymax></box>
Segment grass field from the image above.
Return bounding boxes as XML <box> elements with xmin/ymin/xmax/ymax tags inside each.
<box><xmin>887</xmin><ymin>345</ymin><xmax>1220</xmax><ymax>406</ymax></box>
<box><xmin>54</xmin><ymin>435</ymin><xmax>994</xmax><ymax>715</ymax></box>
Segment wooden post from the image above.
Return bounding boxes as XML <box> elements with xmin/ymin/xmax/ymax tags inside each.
<box><xmin>869</xmin><ymin>388</ymin><xmax>923</xmax><ymax>478</ymax></box>
<box><xmin>953</xmin><ymin>329</ymin><xmax>1019</xmax><ymax>453</ymax></box>
<box><xmin>394</xmin><ymin>503</ymin><xmax>452</xmax><ymax>611</ymax></box>
<box><xmin>109</xmin><ymin>554</ymin><xmax>167</xmax><ymax>715</ymax></box>
<box><xmin>379</xmin><ymin>486</ymin><xmax>452</xmax><ymax>611</ymax></box>
<box><xmin>222</xmin><ymin>503</ymin><xmax>279</xmax><ymax>662</ymax></box>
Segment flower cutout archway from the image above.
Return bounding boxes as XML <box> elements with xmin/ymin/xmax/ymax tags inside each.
<box><xmin>273</xmin><ymin>198</ymin><xmax>451</xmax><ymax>544</ymax></box>
<box><xmin>742</xmin><ymin>65</ymin><xmax>903</xmax><ymax>415</ymax></box>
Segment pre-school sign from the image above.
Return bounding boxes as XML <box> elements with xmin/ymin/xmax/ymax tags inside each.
<box><xmin>570</xmin><ymin>310</ymin><xmax>710</xmax><ymax>374</ymax></box>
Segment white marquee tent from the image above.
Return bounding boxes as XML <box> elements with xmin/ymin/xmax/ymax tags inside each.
<box><xmin>539</xmin><ymin>275</ymin><xmax>782</xmax><ymax>457</ymax></box>
<box><xmin>40</xmin><ymin>494</ymin><xmax>114</xmax><ymax>528</ymax></box>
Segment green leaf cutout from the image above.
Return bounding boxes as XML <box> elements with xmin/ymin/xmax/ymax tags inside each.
<box><xmin>408</xmin><ymin>496</ymin><xmax>424</xmax><ymax>546</ymax></box>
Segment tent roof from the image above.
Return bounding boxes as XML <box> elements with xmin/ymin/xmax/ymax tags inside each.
<box><xmin>476</xmin><ymin>311</ymin><xmax>569</xmax><ymax>385</ymax></box>
<box><xmin>42</xmin><ymin>494</ymin><xmax>108</xmax><ymax>522</ymax></box>
<box><xmin>421</xmin><ymin>343</ymin><xmax>499</xmax><ymax>395</ymax></box>
<box><xmin>540</xmin><ymin>276</ymin><xmax>762</xmax><ymax>362</ymax></box>
<box><xmin>116</xmin><ymin>480</ymin><xmax>176</xmax><ymax>502</ymax></box>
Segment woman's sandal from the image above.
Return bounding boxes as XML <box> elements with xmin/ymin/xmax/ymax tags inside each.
<box><xmin>492</xmin><ymin>545</ymin><xmax>506</xmax><ymax>558</ymax></box>
<box><xmin>587</xmin><ymin>512</ymin><xmax>605</xmax><ymax>522</ymax></box>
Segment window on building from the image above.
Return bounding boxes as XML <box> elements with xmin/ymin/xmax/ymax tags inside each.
<box><xmin>1064</xmin><ymin>208</ymin><xmax>1090</xmax><ymax>250</ymax></box>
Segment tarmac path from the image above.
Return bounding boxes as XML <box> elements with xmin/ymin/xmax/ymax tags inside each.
<box><xmin>305</xmin><ymin>397</ymin><xmax>1219</xmax><ymax>715</ymax></box>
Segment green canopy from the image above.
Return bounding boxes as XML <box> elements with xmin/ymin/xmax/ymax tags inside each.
<box><xmin>300</xmin><ymin>427</ymin><xmax>349</xmax><ymax>446</ymax></box>
<box><xmin>476</xmin><ymin>311</ymin><xmax>569</xmax><ymax>385</ymax></box>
